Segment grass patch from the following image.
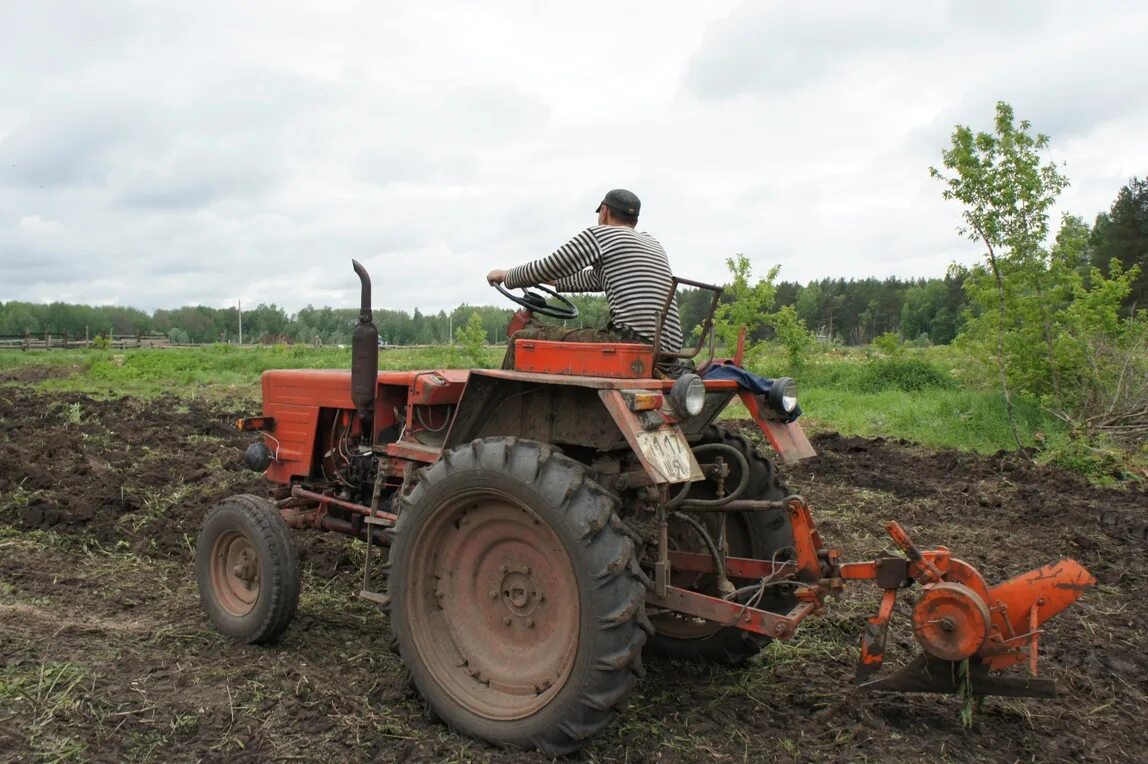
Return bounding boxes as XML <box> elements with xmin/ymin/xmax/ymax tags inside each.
<box><xmin>4</xmin><ymin>343</ymin><xmax>1136</xmax><ymax>476</ymax></box>
<box><xmin>799</xmin><ymin>386</ymin><xmax>1058</xmax><ymax>453</ymax></box>
<box><xmin>0</xmin><ymin>661</ymin><xmax>96</xmax><ymax>762</ymax></box>
<box><xmin>730</xmin><ymin>343</ymin><xmax>1068</xmax><ymax>453</ymax></box>
<box><xmin>719</xmin><ymin>381</ymin><xmax>1063</xmax><ymax>454</ymax></box>
<box><xmin>1</xmin><ymin>345</ymin><xmax>504</xmax><ymax>398</ymax></box>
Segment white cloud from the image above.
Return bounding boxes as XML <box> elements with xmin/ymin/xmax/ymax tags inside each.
<box><xmin>0</xmin><ymin>0</ymin><xmax>1145</xmax><ymax>316</ymax></box>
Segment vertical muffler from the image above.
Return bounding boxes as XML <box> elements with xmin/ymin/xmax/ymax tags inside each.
<box><xmin>351</xmin><ymin>260</ymin><xmax>379</xmax><ymax>429</ymax></box>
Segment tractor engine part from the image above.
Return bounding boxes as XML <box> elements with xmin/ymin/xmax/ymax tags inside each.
<box><xmin>350</xmin><ymin>259</ymin><xmax>379</xmax><ymax>426</ymax></box>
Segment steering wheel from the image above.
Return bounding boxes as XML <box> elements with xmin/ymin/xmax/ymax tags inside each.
<box><xmin>494</xmin><ymin>282</ymin><xmax>579</xmax><ymax>320</ymax></box>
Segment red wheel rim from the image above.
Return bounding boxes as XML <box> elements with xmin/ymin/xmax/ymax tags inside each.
<box><xmin>210</xmin><ymin>531</ymin><xmax>260</xmax><ymax>617</ymax></box>
<box><xmin>404</xmin><ymin>489</ymin><xmax>580</xmax><ymax>720</ymax></box>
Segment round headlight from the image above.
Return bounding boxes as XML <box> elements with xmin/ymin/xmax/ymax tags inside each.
<box><xmin>768</xmin><ymin>377</ymin><xmax>798</xmax><ymax>415</ymax></box>
<box><xmin>669</xmin><ymin>373</ymin><xmax>706</xmax><ymax>419</ymax></box>
<box><xmin>244</xmin><ymin>441</ymin><xmax>273</xmax><ymax>472</ymax></box>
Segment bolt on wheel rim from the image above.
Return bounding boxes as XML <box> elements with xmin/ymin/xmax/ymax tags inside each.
<box><xmin>404</xmin><ymin>490</ymin><xmax>580</xmax><ymax>720</ymax></box>
<box><xmin>210</xmin><ymin>531</ymin><xmax>260</xmax><ymax>617</ymax></box>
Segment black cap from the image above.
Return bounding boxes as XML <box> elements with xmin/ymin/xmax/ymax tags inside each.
<box><xmin>595</xmin><ymin>188</ymin><xmax>641</xmax><ymax>217</ymax></box>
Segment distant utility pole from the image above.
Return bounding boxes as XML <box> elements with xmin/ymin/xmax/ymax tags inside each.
<box><xmin>448</xmin><ymin>314</ymin><xmax>453</xmax><ymax>344</ymax></box>
<box><xmin>238</xmin><ymin>300</ymin><xmax>243</xmax><ymax>345</ymax></box>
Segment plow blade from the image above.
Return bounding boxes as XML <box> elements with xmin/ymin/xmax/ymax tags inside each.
<box><xmin>858</xmin><ymin>655</ymin><xmax>1059</xmax><ymax>698</ymax></box>
<box><xmin>900</xmin><ymin>557</ymin><xmax>1096</xmax><ymax>690</ymax></box>
<box><xmin>845</xmin><ymin>524</ymin><xmax>1097</xmax><ymax>697</ymax></box>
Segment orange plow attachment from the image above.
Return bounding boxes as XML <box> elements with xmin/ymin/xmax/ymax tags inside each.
<box><xmin>843</xmin><ymin>523</ymin><xmax>1096</xmax><ymax>697</ymax></box>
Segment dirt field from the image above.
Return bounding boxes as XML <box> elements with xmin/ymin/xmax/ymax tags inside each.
<box><xmin>1</xmin><ymin>383</ymin><xmax>1146</xmax><ymax>763</ymax></box>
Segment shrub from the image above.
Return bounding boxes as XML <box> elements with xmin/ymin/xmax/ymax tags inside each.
<box><xmin>861</xmin><ymin>358</ymin><xmax>958</xmax><ymax>392</ymax></box>
<box><xmin>871</xmin><ymin>332</ymin><xmax>903</xmax><ymax>357</ymax></box>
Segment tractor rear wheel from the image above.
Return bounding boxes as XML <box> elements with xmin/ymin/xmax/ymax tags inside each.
<box><xmin>388</xmin><ymin>437</ymin><xmax>649</xmax><ymax>755</ymax></box>
<box><xmin>196</xmin><ymin>494</ymin><xmax>300</xmax><ymax>644</ymax></box>
<box><xmin>647</xmin><ymin>425</ymin><xmax>796</xmax><ymax>665</ymax></box>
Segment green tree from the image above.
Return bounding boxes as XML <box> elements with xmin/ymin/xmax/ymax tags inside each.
<box><xmin>455</xmin><ymin>312</ymin><xmax>489</xmax><ymax>367</ymax></box>
<box><xmin>766</xmin><ymin>305</ymin><xmax>816</xmax><ymax>369</ymax></box>
<box><xmin>931</xmin><ymin>101</ymin><xmax>1069</xmax><ymax>447</ymax></box>
<box><xmin>1089</xmin><ymin>177</ymin><xmax>1148</xmax><ymax>314</ymax></box>
<box><xmin>794</xmin><ymin>282</ymin><xmax>823</xmax><ymax>335</ymax></box>
<box><xmin>713</xmin><ymin>254</ymin><xmax>779</xmax><ymax>351</ymax></box>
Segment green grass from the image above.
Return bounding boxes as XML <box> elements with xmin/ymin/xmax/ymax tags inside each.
<box><xmin>0</xmin><ymin>661</ymin><xmax>95</xmax><ymax>762</ymax></box>
<box><xmin>796</xmin><ymin>387</ymin><xmax>1056</xmax><ymax>453</ymax></box>
<box><xmin>734</xmin><ymin>343</ymin><xmax>1069</xmax><ymax>454</ymax></box>
<box><xmin>3</xmin><ymin>342</ymin><xmax>1137</xmax><ymax>477</ymax></box>
<box><xmin>0</xmin><ymin>344</ymin><xmax>504</xmax><ymax>398</ymax></box>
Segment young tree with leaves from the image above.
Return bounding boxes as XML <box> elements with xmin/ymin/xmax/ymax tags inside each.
<box><xmin>712</xmin><ymin>254</ymin><xmax>779</xmax><ymax>350</ymax></box>
<box><xmin>455</xmin><ymin>312</ymin><xmax>489</xmax><ymax>367</ymax></box>
<box><xmin>712</xmin><ymin>254</ymin><xmax>816</xmax><ymax>367</ymax></box>
<box><xmin>931</xmin><ymin>101</ymin><xmax>1068</xmax><ymax>447</ymax></box>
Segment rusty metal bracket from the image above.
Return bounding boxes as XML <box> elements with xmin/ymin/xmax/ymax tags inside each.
<box><xmin>290</xmin><ymin>485</ymin><xmax>398</xmax><ymax>526</ymax></box>
<box><xmin>645</xmin><ymin>585</ymin><xmax>817</xmax><ymax>639</ymax></box>
<box><xmin>855</xmin><ymin>588</ymin><xmax>897</xmax><ymax>683</ymax></box>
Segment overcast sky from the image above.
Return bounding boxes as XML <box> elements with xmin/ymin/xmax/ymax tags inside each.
<box><xmin>1</xmin><ymin>0</ymin><xmax>1145</xmax><ymax>316</ymax></box>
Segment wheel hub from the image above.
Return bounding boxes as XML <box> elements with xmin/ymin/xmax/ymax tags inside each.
<box><xmin>210</xmin><ymin>531</ymin><xmax>260</xmax><ymax>617</ymax></box>
<box><xmin>499</xmin><ymin>569</ymin><xmax>541</xmax><ymax>617</ymax></box>
<box><xmin>912</xmin><ymin>582</ymin><xmax>990</xmax><ymax>661</ymax></box>
<box><xmin>233</xmin><ymin>552</ymin><xmax>258</xmax><ymax>586</ymax></box>
<box><xmin>404</xmin><ymin>492</ymin><xmax>580</xmax><ymax>720</ymax></box>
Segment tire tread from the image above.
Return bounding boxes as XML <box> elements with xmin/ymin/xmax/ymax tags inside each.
<box><xmin>390</xmin><ymin>437</ymin><xmax>645</xmax><ymax>755</ymax></box>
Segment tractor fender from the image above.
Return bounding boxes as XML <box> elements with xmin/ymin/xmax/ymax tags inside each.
<box><xmin>597</xmin><ymin>389</ymin><xmax>704</xmax><ymax>486</ymax></box>
<box><xmin>441</xmin><ymin>372</ymin><xmax>703</xmax><ymax>487</ymax></box>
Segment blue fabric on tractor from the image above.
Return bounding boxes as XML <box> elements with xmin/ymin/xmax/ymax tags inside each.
<box><xmin>702</xmin><ymin>361</ymin><xmax>802</xmax><ymax>423</ymax></box>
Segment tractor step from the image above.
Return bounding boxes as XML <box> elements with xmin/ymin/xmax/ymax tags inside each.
<box><xmin>359</xmin><ymin>589</ymin><xmax>391</xmax><ymax>607</ymax></box>
<box><xmin>361</xmin><ymin>512</ymin><xmax>391</xmax><ymax>608</ymax></box>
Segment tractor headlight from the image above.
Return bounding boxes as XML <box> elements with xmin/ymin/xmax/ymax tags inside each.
<box><xmin>669</xmin><ymin>374</ymin><xmax>706</xmax><ymax>419</ymax></box>
<box><xmin>244</xmin><ymin>441</ymin><xmax>273</xmax><ymax>472</ymax></box>
<box><xmin>767</xmin><ymin>377</ymin><xmax>798</xmax><ymax>416</ymax></box>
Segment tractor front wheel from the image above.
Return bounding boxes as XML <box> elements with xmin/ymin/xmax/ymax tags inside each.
<box><xmin>388</xmin><ymin>437</ymin><xmax>649</xmax><ymax>755</ymax></box>
<box><xmin>196</xmin><ymin>494</ymin><xmax>300</xmax><ymax>644</ymax></box>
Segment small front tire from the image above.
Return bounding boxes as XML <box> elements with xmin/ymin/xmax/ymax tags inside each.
<box><xmin>196</xmin><ymin>494</ymin><xmax>300</xmax><ymax>644</ymax></box>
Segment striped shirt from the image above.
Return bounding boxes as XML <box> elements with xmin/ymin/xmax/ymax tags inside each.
<box><xmin>505</xmin><ymin>225</ymin><xmax>684</xmax><ymax>352</ymax></box>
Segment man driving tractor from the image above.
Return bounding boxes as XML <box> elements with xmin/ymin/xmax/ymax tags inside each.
<box><xmin>486</xmin><ymin>188</ymin><xmax>685</xmax><ymax>369</ymax></box>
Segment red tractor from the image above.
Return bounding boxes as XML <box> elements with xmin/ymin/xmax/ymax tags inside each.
<box><xmin>197</xmin><ymin>261</ymin><xmax>1095</xmax><ymax>754</ymax></box>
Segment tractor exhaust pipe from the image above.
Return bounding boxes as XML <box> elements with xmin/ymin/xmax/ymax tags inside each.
<box><xmin>351</xmin><ymin>260</ymin><xmax>379</xmax><ymax>428</ymax></box>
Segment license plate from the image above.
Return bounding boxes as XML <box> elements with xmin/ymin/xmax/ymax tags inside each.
<box><xmin>634</xmin><ymin>428</ymin><xmax>703</xmax><ymax>484</ymax></box>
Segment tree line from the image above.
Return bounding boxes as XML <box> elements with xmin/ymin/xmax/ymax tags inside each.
<box><xmin>0</xmin><ymin>276</ymin><xmax>970</xmax><ymax>347</ymax></box>
<box><xmin>1</xmin><ymin>176</ymin><xmax>1142</xmax><ymax>348</ymax></box>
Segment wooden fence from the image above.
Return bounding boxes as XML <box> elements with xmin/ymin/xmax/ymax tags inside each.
<box><xmin>0</xmin><ymin>332</ymin><xmax>172</xmax><ymax>351</ymax></box>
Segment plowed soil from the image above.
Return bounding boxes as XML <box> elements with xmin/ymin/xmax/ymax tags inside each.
<box><xmin>1</xmin><ymin>386</ymin><xmax>1145</xmax><ymax>763</ymax></box>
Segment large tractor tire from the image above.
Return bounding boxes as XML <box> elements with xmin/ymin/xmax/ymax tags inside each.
<box><xmin>196</xmin><ymin>494</ymin><xmax>300</xmax><ymax>644</ymax></box>
<box><xmin>646</xmin><ymin>425</ymin><xmax>796</xmax><ymax>666</ymax></box>
<box><xmin>388</xmin><ymin>437</ymin><xmax>649</xmax><ymax>755</ymax></box>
